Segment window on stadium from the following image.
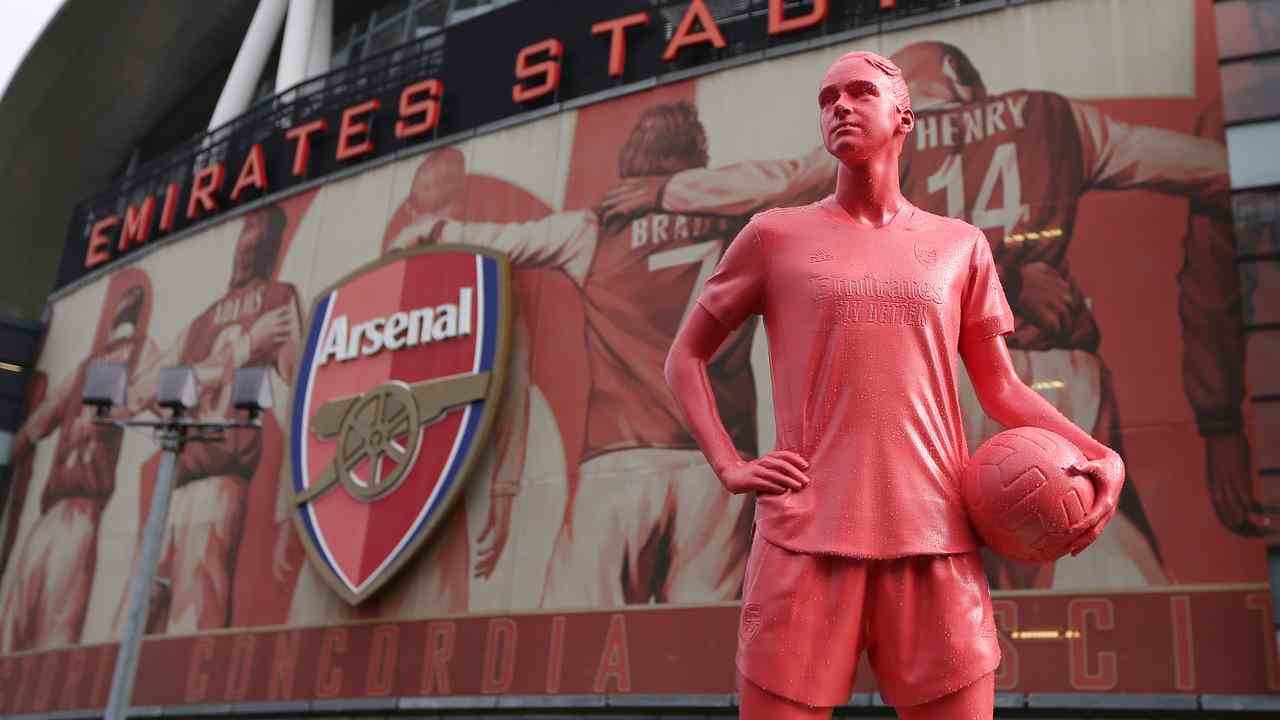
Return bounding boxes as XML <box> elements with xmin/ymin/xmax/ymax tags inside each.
<box><xmin>331</xmin><ymin>0</ymin><xmax>517</xmax><ymax>69</ymax></box>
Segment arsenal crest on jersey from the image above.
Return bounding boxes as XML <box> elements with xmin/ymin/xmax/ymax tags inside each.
<box><xmin>289</xmin><ymin>245</ymin><xmax>511</xmax><ymax>604</ymax></box>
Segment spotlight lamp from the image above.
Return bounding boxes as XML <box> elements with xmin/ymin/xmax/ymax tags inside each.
<box><xmin>156</xmin><ymin>365</ymin><xmax>200</xmax><ymax>413</ymax></box>
<box><xmin>231</xmin><ymin>366</ymin><xmax>273</xmax><ymax>420</ymax></box>
<box><xmin>81</xmin><ymin>362</ymin><xmax>127</xmax><ymax>416</ymax></box>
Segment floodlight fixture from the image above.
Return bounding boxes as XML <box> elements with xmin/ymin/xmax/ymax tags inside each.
<box><xmin>231</xmin><ymin>366</ymin><xmax>273</xmax><ymax>419</ymax></box>
<box><xmin>82</xmin><ymin>362</ymin><xmax>127</xmax><ymax>416</ymax></box>
<box><xmin>156</xmin><ymin>365</ymin><xmax>199</xmax><ymax>412</ymax></box>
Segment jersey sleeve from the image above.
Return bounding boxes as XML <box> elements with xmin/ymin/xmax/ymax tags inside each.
<box><xmin>434</xmin><ymin>211</ymin><xmax>599</xmax><ymax>285</ymax></box>
<box><xmin>1071</xmin><ymin>100</ymin><xmax>1231</xmax><ymax>215</ymax></box>
<box><xmin>663</xmin><ymin>146</ymin><xmax>836</xmax><ymax>216</ymax></box>
<box><xmin>695</xmin><ymin>222</ymin><xmax>766</xmax><ymax>330</ymax></box>
<box><xmin>1179</xmin><ymin>104</ymin><xmax>1247</xmax><ymax>436</ymax></box>
<box><xmin>1179</xmin><ymin>212</ymin><xmax>1247</xmax><ymax>435</ymax></box>
<box><xmin>960</xmin><ymin>231</ymin><xmax>1016</xmax><ymax>344</ymax></box>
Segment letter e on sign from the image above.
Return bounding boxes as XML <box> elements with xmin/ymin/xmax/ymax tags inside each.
<box><xmin>85</xmin><ymin>216</ymin><xmax>119</xmax><ymax>269</ymax></box>
<box><xmin>337</xmin><ymin>100</ymin><xmax>381</xmax><ymax>161</ymax></box>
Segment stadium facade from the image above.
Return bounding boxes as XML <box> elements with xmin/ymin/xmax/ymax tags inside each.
<box><xmin>0</xmin><ymin>0</ymin><xmax>1277</xmax><ymax>716</ymax></box>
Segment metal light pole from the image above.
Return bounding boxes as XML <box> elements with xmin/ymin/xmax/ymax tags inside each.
<box><xmin>104</xmin><ymin>427</ymin><xmax>181</xmax><ymax>720</ymax></box>
<box><xmin>82</xmin><ymin>363</ymin><xmax>272</xmax><ymax>720</ymax></box>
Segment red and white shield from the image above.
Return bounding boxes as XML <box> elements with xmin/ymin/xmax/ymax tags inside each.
<box><xmin>289</xmin><ymin>245</ymin><xmax>510</xmax><ymax>604</ymax></box>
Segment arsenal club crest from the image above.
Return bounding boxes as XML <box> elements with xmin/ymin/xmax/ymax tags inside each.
<box><xmin>289</xmin><ymin>245</ymin><xmax>511</xmax><ymax>604</ymax></box>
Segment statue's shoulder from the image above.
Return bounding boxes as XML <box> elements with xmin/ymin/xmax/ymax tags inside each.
<box><xmin>748</xmin><ymin>202</ymin><xmax>827</xmax><ymax>239</ymax></box>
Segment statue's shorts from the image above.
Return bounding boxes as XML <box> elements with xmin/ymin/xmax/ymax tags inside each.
<box><xmin>736</xmin><ymin>533</ymin><xmax>1001</xmax><ymax>708</ymax></box>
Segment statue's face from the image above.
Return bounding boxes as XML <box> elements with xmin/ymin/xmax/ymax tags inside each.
<box><xmin>818</xmin><ymin>58</ymin><xmax>910</xmax><ymax>162</ymax></box>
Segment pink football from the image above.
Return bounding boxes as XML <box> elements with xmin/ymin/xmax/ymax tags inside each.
<box><xmin>962</xmin><ymin>427</ymin><xmax>1095</xmax><ymax>563</ymax></box>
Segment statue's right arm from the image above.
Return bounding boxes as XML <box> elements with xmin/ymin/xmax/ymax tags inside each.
<box><xmin>665</xmin><ymin>305</ymin><xmax>808</xmax><ymax>495</ymax></box>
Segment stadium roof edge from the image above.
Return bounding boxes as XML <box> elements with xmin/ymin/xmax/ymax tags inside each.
<box><xmin>0</xmin><ymin>0</ymin><xmax>258</xmax><ymax>322</ymax></box>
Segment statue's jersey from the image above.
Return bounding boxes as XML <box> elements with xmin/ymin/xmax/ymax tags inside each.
<box><xmin>900</xmin><ymin>90</ymin><xmax>1096</xmax><ymax>351</ymax></box>
<box><xmin>40</xmin><ymin>337</ymin><xmax>146</xmax><ymax>513</ymax></box>
<box><xmin>697</xmin><ymin>202</ymin><xmax>1014</xmax><ymax>558</ymax></box>
<box><xmin>431</xmin><ymin>209</ymin><xmax>758</xmax><ymax>462</ymax></box>
<box><xmin>175</xmin><ymin>279</ymin><xmax>297</xmax><ymax>484</ymax></box>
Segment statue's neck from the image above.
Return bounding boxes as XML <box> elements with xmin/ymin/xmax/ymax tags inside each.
<box><xmin>830</xmin><ymin>150</ymin><xmax>909</xmax><ymax>228</ymax></box>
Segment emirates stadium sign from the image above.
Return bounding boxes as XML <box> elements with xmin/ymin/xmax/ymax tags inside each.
<box><xmin>60</xmin><ymin>0</ymin><xmax>911</xmax><ymax>289</ymax></box>
<box><xmin>289</xmin><ymin>245</ymin><xmax>511</xmax><ymax>604</ymax></box>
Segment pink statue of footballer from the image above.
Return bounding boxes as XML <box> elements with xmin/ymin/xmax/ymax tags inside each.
<box><xmin>664</xmin><ymin>51</ymin><xmax>1125</xmax><ymax>719</ymax></box>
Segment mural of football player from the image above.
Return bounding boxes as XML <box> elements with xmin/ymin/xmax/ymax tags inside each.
<box><xmin>1185</xmin><ymin>96</ymin><xmax>1275</xmax><ymax>538</ymax></box>
<box><xmin>599</xmin><ymin>41</ymin><xmax>1242</xmax><ymax>589</ymax></box>
<box><xmin>390</xmin><ymin>102</ymin><xmax>760</xmax><ymax>608</ymax></box>
<box><xmin>118</xmin><ymin>205</ymin><xmax>302</xmax><ymax>632</ymax></box>
<box><xmin>0</xmin><ymin>273</ymin><xmax>153</xmax><ymax>651</ymax></box>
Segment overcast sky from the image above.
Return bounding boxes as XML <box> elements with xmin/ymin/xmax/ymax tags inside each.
<box><xmin>0</xmin><ymin>0</ymin><xmax>62</xmax><ymax>97</ymax></box>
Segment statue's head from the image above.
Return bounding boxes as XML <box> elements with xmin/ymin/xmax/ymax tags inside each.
<box><xmin>818</xmin><ymin>51</ymin><xmax>915</xmax><ymax>163</ymax></box>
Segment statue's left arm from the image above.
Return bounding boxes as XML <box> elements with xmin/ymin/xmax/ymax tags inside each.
<box><xmin>958</xmin><ymin>229</ymin><xmax>1123</xmax><ymax>553</ymax></box>
<box><xmin>961</xmin><ymin>333</ymin><xmax>1125</xmax><ymax>554</ymax></box>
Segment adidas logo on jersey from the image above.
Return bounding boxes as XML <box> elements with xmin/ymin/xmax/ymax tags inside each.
<box><xmin>317</xmin><ymin>286</ymin><xmax>473</xmax><ymax>365</ymax></box>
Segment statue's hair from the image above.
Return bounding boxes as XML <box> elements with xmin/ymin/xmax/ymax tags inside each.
<box><xmin>831</xmin><ymin>51</ymin><xmax>911</xmax><ymax>113</ymax></box>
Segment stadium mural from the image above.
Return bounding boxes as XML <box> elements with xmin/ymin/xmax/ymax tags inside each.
<box><xmin>0</xmin><ymin>0</ymin><xmax>1275</xmax><ymax>712</ymax></box>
